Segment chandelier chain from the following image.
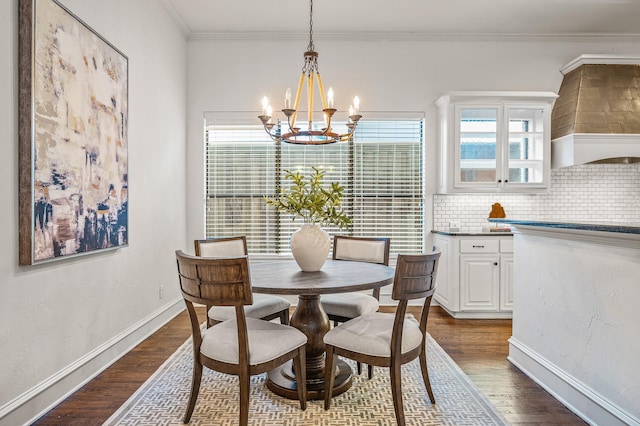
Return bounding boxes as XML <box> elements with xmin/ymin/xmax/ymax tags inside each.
<box><xmin>307</xmin><ymin>0</ymin><xmax>314</xmax><ymax>52</ymax></box>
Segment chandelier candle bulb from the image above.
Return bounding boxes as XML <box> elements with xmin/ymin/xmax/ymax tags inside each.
<box><xmin>327</xmin><ymin>87</ymin><xmax>334</xmax><ymax>108</ymax></box>
<box><xmin>285</xmin><ymin>88</ymin><xmax>291</xmax><ymax>109</ymax></box>
<box><xmin>353</xmin><ymin>96</ymin><xmax>360</xmax><ymax>115</ymax></box>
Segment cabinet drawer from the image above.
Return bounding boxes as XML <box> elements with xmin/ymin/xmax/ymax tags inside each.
<box><xmin>500</xmin><ymin>239</ymin><xmax>514</xmax><ymax>253</ymax></box>
<box><xmin>460</xmin><ymin>239</ymin><xmax>499</xmax><ymax>253</ymax></box>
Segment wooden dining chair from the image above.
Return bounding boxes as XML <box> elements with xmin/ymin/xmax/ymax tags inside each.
<box><xmin>195</xmin><ymin>237</ymin><xmax>291</xmax><ymax>327</ymax></box>
<box><xmin>323</xmin><ymin>250</ymin><xmax>441</xmax><ymax>426</ymax></box>
<box><xmin>175</xmin><ymin>250</ymin><xmax>307</xmax><ymax>425</ymax></box>
<box><xmin>320</xmin><ymin>235</ymin><xmax>390</xmax><ymax>378</ymax></box>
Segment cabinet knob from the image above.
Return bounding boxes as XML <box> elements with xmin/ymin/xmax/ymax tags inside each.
<box><xmin>494</xmin><ymin>262</ymin><xmax>498</xmax><ymax>266</ymax></box>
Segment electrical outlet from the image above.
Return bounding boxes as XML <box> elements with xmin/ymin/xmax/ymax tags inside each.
<box><xmin>159</xmin><ymin>285</ymin><xmax>164</xmax><ymax>300</ymax></box>
<box><xmin>449</xmin><ymin>221</ymin><xmax>461</xmax><ymax>232</ymax></box>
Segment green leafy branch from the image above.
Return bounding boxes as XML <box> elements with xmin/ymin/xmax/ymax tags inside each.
<box><xmin>264</xmin><ymin>166</ymin><xmax>352</xmax><ymax>230</ymax></box>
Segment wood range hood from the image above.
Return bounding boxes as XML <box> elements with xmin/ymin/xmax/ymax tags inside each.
<box><xmin>551</xmin><ymin>54</ymin><xmax>640</xmax><ymax>168</ymax></box>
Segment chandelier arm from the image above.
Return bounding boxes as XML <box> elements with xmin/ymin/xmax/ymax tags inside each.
<box><xmin>261</xmin><ymin>122</ymin><xmax>281</xmax><ymax>143</ymax></box>
<box><xmin>286</xmin><ymin>114</ymin><xmax>297</xmax><ymax>135</ymax></box>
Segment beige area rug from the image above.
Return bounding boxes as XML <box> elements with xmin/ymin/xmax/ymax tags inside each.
<box><xmin>104</xmin><ymin>331</ymin><xmax>509</xmax><ymax>426</ymax></box>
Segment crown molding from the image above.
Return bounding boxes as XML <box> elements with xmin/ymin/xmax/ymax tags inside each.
<box><xmin>187</xmin><ymin>31</ymin><xmax>640</xmax><ymax>43</ymax></box>
<box><xmin>155</xmin><ymin>0</ymin><xmax>190</xmax><ymax>38</ymax></box>
<box><xmin>560</xmin><ymin>54</ymin><xmax>640</xmax><ymax>74</ymax></box>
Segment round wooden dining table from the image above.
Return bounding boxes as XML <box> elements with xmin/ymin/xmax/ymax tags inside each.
<box><xmin>250</xmin><ymin>259</ymin><xmax>396</xmax><ymax>400</ymax></box>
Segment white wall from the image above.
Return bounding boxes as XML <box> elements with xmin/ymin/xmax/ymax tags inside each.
<box><xmin>0</xmin><ymin>1</ymin><xmax>188</xmax><ymax>424</ymax></box>
<box><xmin>185</xmin><ymin>35</ymin><xmax>640</xmax><ymax>244</ymax></box>
<box><xmin>509</xmin><ymin>229</ymin><xmax>640</xmax><ymax>425</ymax></box>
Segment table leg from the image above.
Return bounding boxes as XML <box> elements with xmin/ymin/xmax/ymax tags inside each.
<box><xmin>266</xmin><ymin>294</ymin><xmax>352</xmax><ymax>400</ymax></box>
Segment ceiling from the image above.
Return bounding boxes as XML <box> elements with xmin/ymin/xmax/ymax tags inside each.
<box><xmin>157</xmin><ymin>0</ymin><xmax>640</xmax><ymax>39</ymax></box>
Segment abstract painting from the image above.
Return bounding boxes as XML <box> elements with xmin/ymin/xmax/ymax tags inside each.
<box><xmin>19</xmin><ymin>0</ymin><xmax>128</xmax><ymax>265</ymax></box>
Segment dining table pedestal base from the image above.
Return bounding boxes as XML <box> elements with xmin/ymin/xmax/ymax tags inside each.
<box><xmin>266</xmin><ymin>359</ymin><xmax>352</xmax><ymax>400</ymax></box>
<box><xmin>249</xmin><ymin>261</ymin><xmax>395</xmax><ymax>401</ymax></box>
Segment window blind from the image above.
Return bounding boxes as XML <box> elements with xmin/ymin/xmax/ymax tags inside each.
<box><xmin>204</xmin><ymin>111</ymin><xmax>424</xmax><ymax>255</ymax></box>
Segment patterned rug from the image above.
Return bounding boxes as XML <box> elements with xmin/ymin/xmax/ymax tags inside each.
<box><xmin>104</xmin><ymin>333</ymin><xmax>509</xmax><ymax>426</ymax></box>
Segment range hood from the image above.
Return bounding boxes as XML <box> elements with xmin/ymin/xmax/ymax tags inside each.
<box><xmin>551</xmin><ymin>55</ymin><xmax>640</xmax><ymax>168</ymax></box>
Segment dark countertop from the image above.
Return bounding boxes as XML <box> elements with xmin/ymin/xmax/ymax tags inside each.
<box><xmin>488</xmin><ymin>218</ymin><xmax>640</xmax><ymax>235</ymax></box>
<box><xmin>431</xmin><ymin>230</ymin><xmax>513</xmax><ymax>236</ymax></box>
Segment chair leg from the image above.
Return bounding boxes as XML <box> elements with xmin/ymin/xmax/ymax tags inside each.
<box><xmin>323</xmin><ymin>345</ymin><xmax>337</xmax><ymax>410</ymax></box>
<box><xmin>357</xmin><ymin>361</ymin><xmax>362</xmax><ymax>375</ymax></box>
<box><xmin>280</xmin><ymin>309</ymin><xmax>290</xmax><ymax>325</ymax></box>
<box><xmin>205</xmin><ymin>304</ymin><xmax>213</xmax><ymax>328</ymax></box>
<box><xmin>419</xmin><ymin>346</ymin><xmax>436</xmax><ymax>403</ymax></box>
<box><xmin>390</xmin><ymin>359</ymin><xmax>406</xmax><ymax>426</ymax></box>
<box><xmin>367</xmin><ymin>364</ymin><xmax>374</xmax><ymax>380</ymax></box>
<box><xmin>183</xmin><ymin>361</ymin><xmax>203</xmax><ymax>423</ymax></box>
<box><xmin>239</xmin><ymin>371</ymin><xmax>250</xmax><ymax>426</ymax></box>
<box><xmin>293</xmin><ymin>346</ymin><xmax>307</xmax><ymax>410</ymax></box>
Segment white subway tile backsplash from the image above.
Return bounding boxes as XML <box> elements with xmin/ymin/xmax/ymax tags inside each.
<box><xmin>432</xmin><ymin>164</ymin><xmax>640</xmax><ymax>232</ymax></box>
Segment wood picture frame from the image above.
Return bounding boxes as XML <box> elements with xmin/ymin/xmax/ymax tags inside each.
<box><xmin>18</xmin><ymin>0</ymin><xmax>129</xmax><ymax>265</ymax></box>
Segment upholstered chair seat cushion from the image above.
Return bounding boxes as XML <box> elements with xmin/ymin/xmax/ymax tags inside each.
<box><xmin>201</xmin><ymin>317</ymin><xmax>307</xmax><ymax>365</ymax></box>
<box><xmin>323</xmin><ymin>312</ymin><xmax>423</xmax><ymax>357</ymax></box>
<box><xmin>320</xmin><ymin>293</ymin><xmax>379</xmax><ymax>318</ymax></box>
<box><xmin>208</xmin><ymin>293</ymin><xmax>291</xmax><ymax>322</ymax></box>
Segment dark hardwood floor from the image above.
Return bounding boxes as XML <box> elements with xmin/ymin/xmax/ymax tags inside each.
<box><xmin>33</xmin><ymin>305</ymin><xmax>585</xmax><ymax>425</ymax></box>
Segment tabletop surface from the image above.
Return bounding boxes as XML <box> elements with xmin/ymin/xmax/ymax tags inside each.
<box><xmin>249</xmin><ymin>259</ymin><xmax>395</xmax><ymax>295</ymax></box>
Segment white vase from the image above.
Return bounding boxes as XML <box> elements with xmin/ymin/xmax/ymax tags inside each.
<box><xmin>290</xmin><ymin>225</ymin><xmax>330</xmax><ymax>272</ymax></box>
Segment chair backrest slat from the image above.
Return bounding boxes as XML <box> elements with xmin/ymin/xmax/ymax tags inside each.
<box><xmin>391</xmin><ymin>249</ymin><xmax>441</xmax><ymax>301</ymax></box>
<box><xmin>176</xmin><ymin>250</ymin><xmax>253</xmax><ymax>307</ymax></box>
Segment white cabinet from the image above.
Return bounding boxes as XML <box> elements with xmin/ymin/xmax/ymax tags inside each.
<box><xmin>436</xmin><ymin>91</ymin><xmax>558</xmax><ymax>194</ymax></box>
<box><xmin>433</xmin><ymin>233</ymin><xmax>513</xmax><ymax>319</ymax></box>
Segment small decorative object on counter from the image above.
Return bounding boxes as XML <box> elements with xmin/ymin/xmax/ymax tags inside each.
<box><xmin>488</xmin><ymin>203</ymin><xmax>510</xmax><ymax>232</ymax></box>
<box><xmin>489</xmin><ymin>203</ymin><xmax>506</xmax><ymax>218</ymax></box>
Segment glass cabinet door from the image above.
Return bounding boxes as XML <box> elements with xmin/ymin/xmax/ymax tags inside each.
<box><xmin>505</xmin><ymin>107</ymin><xmax>545</xmax><ymax>184</ymax></box>
<box><xmin>456</xmin><ymin>107</ymin><xmax>500</xmax><ymax>185</ymax></box>
<box><xmin>437</xmin><ymin>91</ymin><xmax>556</xmax><ymax>193</ymax></box>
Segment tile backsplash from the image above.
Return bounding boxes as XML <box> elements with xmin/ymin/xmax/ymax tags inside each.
<box><xmin>433</xmin><ymin>163</ymin><xmax>640</xmax><ymax>232</ymax></box>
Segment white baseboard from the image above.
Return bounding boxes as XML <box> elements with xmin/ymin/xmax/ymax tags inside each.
<box><xmin>0</xmin><ymin>298</ymin><xmax>185</xmax><ymax>426</ymax></box>
<box><xmin>508</xmin><ymin>337</ymin><xmax>640</xmax><ymax>426</ymax></box>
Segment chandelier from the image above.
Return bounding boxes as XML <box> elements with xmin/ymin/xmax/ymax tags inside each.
<box><xmin>258</xmin><ymin>0</ymin><xmax>362</xmax><ymax>145</ymax></box>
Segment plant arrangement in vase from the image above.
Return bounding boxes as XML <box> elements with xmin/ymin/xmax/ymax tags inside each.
<box><xmin>265</xmin><ymin>166</ymin><xmax>351</xmax><ymax>271</ymax></box>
